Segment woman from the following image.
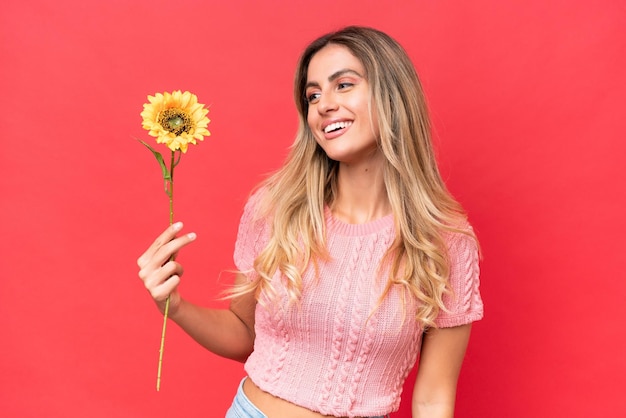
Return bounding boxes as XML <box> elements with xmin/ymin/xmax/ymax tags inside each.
<box><xmin>137</xmin><ymin>26</ymin><xmax>483</xmax><ymax>418</ymax></box>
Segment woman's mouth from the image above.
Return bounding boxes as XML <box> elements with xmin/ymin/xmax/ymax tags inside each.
<box><xmin>323</xmin><ymin>121</ymin><xmax>353</xmax><ymax>134</ymax></box>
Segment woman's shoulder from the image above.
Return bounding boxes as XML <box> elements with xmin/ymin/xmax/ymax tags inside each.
<box><xmin>234</xmin><ymin>185</ymin><xmax>272</xmax><ymax>271</ymax></box>
<box><xmin>241</xmin><ymin>184</ymin><xmax>271</xmax><ymax>218</ymax></box>
<box><xmin>435</xmin><ymin>219</ymin><xmax>483</xmax><ymax>327</ymax></box>
<box><xmin>440</xmin><ymin>219</ymin><xmax>480</xmax><ymax>271</ymax></box>
<box><xmin>441</xmin><ymin>218</ymin><xmax>476</xmax><ymax>247</ymax></box>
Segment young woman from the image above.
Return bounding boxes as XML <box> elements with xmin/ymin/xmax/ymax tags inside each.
<box><xmin>137</xmin><ymin>26</ymin><xmax>483</xmax><ymax>418</ymax></box>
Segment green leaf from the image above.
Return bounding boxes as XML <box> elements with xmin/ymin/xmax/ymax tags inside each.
<box><xmin>137</xmin><ymin>139</ymin><xmax>171</xmax><ymax>181</ymax></box>
<box><xmin>173</xmin><ymin>149</ymin><xmax>182</xmax><ymax>168</ymax></box>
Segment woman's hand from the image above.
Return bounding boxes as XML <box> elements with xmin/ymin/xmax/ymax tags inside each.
<box><xmin>137</xmin><ymin>222</ymin><xmax>197</xmax><ymax>316</ymax></box>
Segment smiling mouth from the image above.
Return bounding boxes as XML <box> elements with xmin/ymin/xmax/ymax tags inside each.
<box><xmin>324</xmin><ymin>121</ymin><xmax>353</xmax><ymax>134</ymax></box>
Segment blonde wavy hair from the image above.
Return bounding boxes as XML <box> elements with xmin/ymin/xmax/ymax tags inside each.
<box><xmin>233</xmin><ymin>26</ymin><xmax>475</xmax><ymax>327</ymax></box>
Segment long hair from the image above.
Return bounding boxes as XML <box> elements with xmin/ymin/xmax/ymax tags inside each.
<box><xmin>233</xmin><ymin>26</ymin><xmax>475</xmax><ymax>327</ymax></box>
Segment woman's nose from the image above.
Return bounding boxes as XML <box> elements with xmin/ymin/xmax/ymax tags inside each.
<box><xmin>317</xmin><ymin>93</ymin><xmax>338</xmax><ymax>113</ymax></box>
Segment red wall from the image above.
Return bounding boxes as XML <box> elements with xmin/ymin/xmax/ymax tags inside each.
<box><xmin>1</xmin><ymin>1</ymin><xmax>624</xmax><ymax>417</ymax></box>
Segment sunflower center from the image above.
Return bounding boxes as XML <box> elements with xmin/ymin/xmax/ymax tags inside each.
<box><xmin>158</xmin><ymin>108</ymin><xmax>193</xmax><ymax>135</ymax></box>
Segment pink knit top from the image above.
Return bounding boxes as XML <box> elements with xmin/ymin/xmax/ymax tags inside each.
<box><xmin>233</xmin><ymin>191</ymin><xmax>483</xmax><ymax>417</ymax></box>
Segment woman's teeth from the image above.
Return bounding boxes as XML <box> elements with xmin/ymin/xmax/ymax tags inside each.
<box><xmin>324</xmin><ymin>121</ymin><xmax>352</xmax><ymax>133</ymax></box>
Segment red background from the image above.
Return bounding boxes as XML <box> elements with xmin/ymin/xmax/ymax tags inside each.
<box><xmin>1</xmin><ymin>1</ymin><xmax>624</xmax><ymax>417</ymax></box>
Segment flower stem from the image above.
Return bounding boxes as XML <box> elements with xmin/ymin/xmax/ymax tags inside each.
<box><xmin>156</xmin><ymin>296</ymin><xmax>170</xmax><ymax>391</ymax></box>
<box><xmin>169</xmin><ymin>150</ymin><xmax>175</xmax><ymax>224</ymax></box>
<box><xmin>156</xmin><ymin>150</ymin><xmax>176</xmax><ymax>392</ymax></box>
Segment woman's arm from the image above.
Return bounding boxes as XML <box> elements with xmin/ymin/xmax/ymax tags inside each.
<box><xmin>137</xmin><ymin>222</ymin><xmax>256</xmax><ymax>362</ymax></box>
<box><xmin>168</xmin><ymin>274</ymin><xmax>256</xmax><ymax>362</ymax></box>
<box><xmin>412</xmin><ymin>324</ymin><xmax>472</xmax><ymax>418</ymax></box>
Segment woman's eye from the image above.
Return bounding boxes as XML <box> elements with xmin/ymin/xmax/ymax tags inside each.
<box><xmin>338</xmin><ymin>82</ymin><xmax>354</xmax><ymax>90</ymax></box>
<box><xmin>307</xmin><ymin>92</ymin><xmax>321</xmax><ymax>103</ymax></box>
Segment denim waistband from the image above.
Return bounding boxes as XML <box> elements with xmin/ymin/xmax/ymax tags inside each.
<box><xmin>225</xmin><ymin>378</ymin><xmax>268</xmax><ymax>418</ymax></box>
<box><xmin>225</xmin><ymin>377</ymin><xmax>387</xmax><ymax>418</ymax></box>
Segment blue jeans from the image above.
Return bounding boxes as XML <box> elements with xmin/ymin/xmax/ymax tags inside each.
<box><xmin>225</xmin><ymin>378</ymin><xmax>267</xmax><ymax>417</ymax></box>
<box><xmin>225</xmin><ymin>378</ymin><xmax>387</xmax><ymax>418</ymax></box>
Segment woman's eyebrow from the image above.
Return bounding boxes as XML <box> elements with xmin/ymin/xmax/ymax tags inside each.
<box><xmin>305</xmin><ymin>69</ymin><xmax>364</xmax><ymax>90</ymax></box>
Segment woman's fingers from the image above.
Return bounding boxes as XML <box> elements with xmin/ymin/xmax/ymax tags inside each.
<box><xmin>147</xmin><ymin>273</ymin><xmax>181</xmax><ymax>302</ymax></box>
<box><xmin>137</xmin><ymin>223</ymin><xmax>196</xmax><ymax>270</ymax></box>
<box><xmin>136</xmin><ymin>222</ymin><xmax>196</xmax><ymax>315</ymax></box>
<box><xmin>142</xmin><ymin>259</ymin><xmax>184</xmax><ymax>290</ymax></box>
<box><xmin>147</xmin><ymin>272</ymin><xmax>182</xmax><ymax>315</ymax></box>
<box><xmin>137</xmin><ymin>223</ymin><xmax>196</xmax><ymax>292</ymax></box>
<box><xmin>136</xmin><ymin>222</ymin><xmax>184</xmax><ymax>267</ymax></box>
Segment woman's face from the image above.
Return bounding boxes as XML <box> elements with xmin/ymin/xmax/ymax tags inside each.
<box><xmin>305</xmin><ymin>44</ymin><xmax>380</xmax><ymax>165</ymax></box>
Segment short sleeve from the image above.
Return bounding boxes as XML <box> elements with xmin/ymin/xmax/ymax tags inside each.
<box><xmin>233</xmin><ymin>188</ymin><xmax>270</xmax><ymax>277</ymax></box>
<box><xmin>435</xmin><ymin>228</ymin><xmax>484</xmax><ymax>328</ymax></box>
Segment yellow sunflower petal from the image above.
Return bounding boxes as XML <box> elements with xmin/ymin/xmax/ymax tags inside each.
<box><xmin>141</xmin><ymin>90</ymin><xmax>211</xmax><ymax>153</ymax></box>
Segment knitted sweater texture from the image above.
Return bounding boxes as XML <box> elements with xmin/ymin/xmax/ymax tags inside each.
<box><xmin>233</xmin><ymin>191</ymin><xmax>483</xmax><ymax>417</ymax></box>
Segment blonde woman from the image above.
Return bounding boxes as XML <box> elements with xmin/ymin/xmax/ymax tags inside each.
<box><xmin>137</xmin><ymin>26</ymin><xmax>483</xmax><ymax>418</ymax></box>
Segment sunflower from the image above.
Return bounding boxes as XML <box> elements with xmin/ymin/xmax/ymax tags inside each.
<box><xmin>141</xmin><ymin>90</ymin><xmax>210</xmax><ymax>153</ymax></box>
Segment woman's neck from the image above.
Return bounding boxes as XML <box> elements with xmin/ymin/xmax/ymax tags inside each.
<box><xmin>331</xmin><ymin>154</ymin><xmax>391</xmax><ymax>224</ymax></box>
